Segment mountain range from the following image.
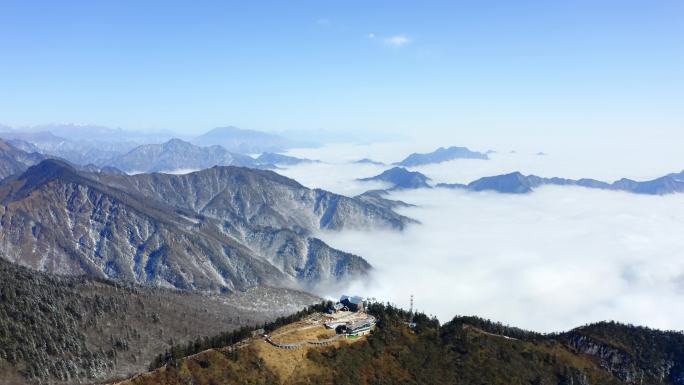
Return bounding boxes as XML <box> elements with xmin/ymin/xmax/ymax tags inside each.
<box><xmin>357</xmin><ymin>166</ymin><xmax>684</xmax><ymax>196</ymax></box>
<box><xmin>16</xmin><ymin>123</ymin><xmax>173</xmax><ymax>143</ymax></box>
<box><xmin>0</xmin><ymin>132</ymin><xmax>318</xmax><ymax>175</ymax></box>
<box><xmin>105</xmin><ymin>138</ymin><xmax>264</xmax><ymax>173</ymax></box>
<box><xmin>438</xmin><ymin>171</ymin><xmax>684</xmax><ymax>195</ymax></box>
<box><xmin>0</xmin><ymin>127</ymin><xmax>162</xmax><ymax>165</ymax></box>
<box><xmin>0</xmin><ymin>159</ymin><xmax>412</xmax><ymax>293</ymax></box>
<box><xmin>394</xmin><ymin>146</ymin><xmax>489</xmax><ymax>167</ymax></box>
<box><xmin>0</xmin><ymin>124</ymin><xmax>315</xmax><ymax>168</ymax></box>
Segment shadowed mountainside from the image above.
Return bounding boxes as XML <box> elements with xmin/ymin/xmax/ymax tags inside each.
<box><xmin>0</xmin><ymin>258</ymin><xmax>320</xmax><ymax>384</ymax></box>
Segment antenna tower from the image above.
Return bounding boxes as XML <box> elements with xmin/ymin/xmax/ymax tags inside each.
<box><xmin>409</xmin><ymin>294</ymin><xmax>414</xmax><ymax>315</ymax></box>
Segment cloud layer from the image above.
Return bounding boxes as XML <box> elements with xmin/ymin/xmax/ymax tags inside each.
<box><xmin>280</xmin><ymin>142</ymin><xmax>684</xmax><ymax>332</ymax></box>
<box><xmin>316</xmin><ymin>187</ymin><xmax>684</xmax><ymax>332</ymax></box>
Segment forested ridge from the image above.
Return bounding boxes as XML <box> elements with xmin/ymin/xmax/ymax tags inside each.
<box><xmin>126</xmin><ymin>303</ymin><xmax>684</xmax><ymax>385</ymax></box>
<box><xmin>0</xmin><ymin>258</ymin><xmax>317</xmax><ymax>384</ymax></box>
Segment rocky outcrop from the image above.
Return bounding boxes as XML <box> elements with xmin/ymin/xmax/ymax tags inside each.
<box><xmin>562</xmin><ymin>327</ymin><xmax>684</xmax><ymax>385</ymax></box>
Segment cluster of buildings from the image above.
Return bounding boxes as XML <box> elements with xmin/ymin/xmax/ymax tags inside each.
<box><xmin>324</xmin><ymin>295</ymin><xmax>376</xmax><ymax>336</ymax></box>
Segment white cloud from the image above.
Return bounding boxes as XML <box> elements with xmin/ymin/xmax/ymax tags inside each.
<box><xmin>384</xmin><ymin>34</ymin><xmax>411</xmax><ymax>47</ymax></box>
<box><xmin>316</xmin><ymin>186</ymin><xmax>684</xmax><ymax>333</ymax></box>
<box><xmin>316</xmin><ymin>18</ymin><xmax>332</xmax><ymax>27</ymax></box>
<box><xmin>368</xmin><ymin>33</ymin><xmax>376</xmax><ymax>39</ymax></box>
<box><xmin>277</xmin><ymin>142</ymin><xmax>684</xmax><ymax>332</ymax></box>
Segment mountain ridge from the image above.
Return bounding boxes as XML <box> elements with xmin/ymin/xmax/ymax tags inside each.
<box><xmin>118</xmin><ymin>303</ymin><xmax>684</xmax><ymax>385</ymax></box>
<box><xmin>394</xmin><ymin>146</ymin><xmax>489</xmax><ymax>167</ymax></box>
<box><xmin>358</xmin><ymin>167</ymin><xmax>431</xmax><ymax>189</ymax></box>
<box><xmin>437</xmin><ymin>171</ymin><xmax>684</xmax><ymax>195</ymax></box>
<box><xmin>105</xmin><ymin>138</ymin><xmax>264</xmax><ymax>173</ymax></box>
<box><xmin>0</xmin><ymin>160</ymin><xmax>412</xmax><ymax>292</ymax></box>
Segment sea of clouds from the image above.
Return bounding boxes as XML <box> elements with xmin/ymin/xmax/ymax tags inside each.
<box><xmin>277</xmin><ymin>141</ymin><xmax>684</xmax><ymax>332</ymax></box>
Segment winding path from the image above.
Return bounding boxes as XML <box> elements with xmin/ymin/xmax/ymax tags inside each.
<box><xmin>265</xmin><ymin>334</ymin><xmax>343</xmax><ymax>349</ymax></box>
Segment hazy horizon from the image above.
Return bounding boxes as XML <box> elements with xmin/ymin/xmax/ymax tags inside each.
<box><xmin>2</xmin><ymin>0</ymin><xmax>682</xmax><ymax>145</ymax></box>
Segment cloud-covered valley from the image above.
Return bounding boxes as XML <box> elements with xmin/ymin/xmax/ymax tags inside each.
<box><xmin>278</xmin><ymin>143</ymin><xmax>684</xmax><ymax>332</ymax></box>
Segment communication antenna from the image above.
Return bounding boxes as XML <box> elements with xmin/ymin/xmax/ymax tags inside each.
<box><xmin>409</xmin><ymin>294</ymin><xmax>414</xmax><ymax>315</ymax></box>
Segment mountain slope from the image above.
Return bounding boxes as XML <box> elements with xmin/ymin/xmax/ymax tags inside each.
<box><xmin>395</xmin><ymin>146</ymin><xmax>488</xmax><ymax>167</ymax></box>
<box><xmin>0</xmin><ymin>258</ymin><xmax>320</xmax><ymax>385</ymax></box>
<box><xmin>106</xmin><ymin>138</ymin><xmax>262</xmax><ymax>173</ymax></box>
<box><xmin>0</xmin><ymin>160</ymin><xmax>410</xmax><ymax>291</ymax></box>
<box><xmin>354</xmin><ymin>189</ymin><xmax>415</xmax><ymax>210</ymax></box>
<box><xmin>101</xmin><ymin>165</ymin><xmax>413</xmax><ymax>231</ymax></box>
<box><xmin>0</xmin><ymin>160</ymin><xmax>289</xmax><ymax>291</ymax></box>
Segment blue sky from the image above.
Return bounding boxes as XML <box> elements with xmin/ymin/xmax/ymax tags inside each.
<box><xmin>1</xmin><ymin>0</ymin><xmax>682</xmax><ymax>141</ymax></box>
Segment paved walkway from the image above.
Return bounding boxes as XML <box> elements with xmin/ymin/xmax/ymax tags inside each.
<box><xmin>265</xmin><ymin>334</ymin><xmax>343</xmax><ymax>349</ymax></box>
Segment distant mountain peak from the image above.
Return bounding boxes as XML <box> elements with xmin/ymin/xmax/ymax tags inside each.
<box><xmin>353</xmin><ymin>158</ymin><xmax>385</xmax><ymax>165</ymax></box>
<box><xmin>193</xmin><ymin>126</ymin><xmax>300</xmax><ymax>154</ymax></box>
<box><xmin>395</xmin><ymin>146</ymin><xmax>488</xmax><ymax>167</ymax></box>
<box><xmin>6</xmin><ymin>159</ymin><xmax>87</xmax><ymax>201</ymax></box>
<box><xmin>359</xmin><ymin>166</ymin><xmax>431</xmax><ymax>189</ymax></box>
<box><xmin>163</xmin><ymin>137</ymin><xmax>191</xmax><ymax>146</ymax></box>
<box><xmin>21</xmin><ymin>158</ymin><xmax>76</xmax><ymax>177</ymax></box>
<box><xmin>256</xmin><ymin>152</ymin><xmax>316</xmax><ymax>166</ymax></box>
<box><xmin>466</xmin><ymin>171</ymin><xmax>539</xmax><ymax>194</ymax></box>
